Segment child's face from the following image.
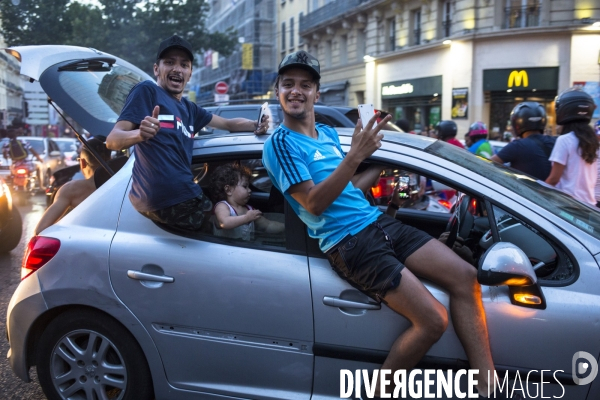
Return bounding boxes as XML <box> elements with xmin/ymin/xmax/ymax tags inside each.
<box><xmin>228</xmin><ymin>175</ymin><xmax>251</xmax><ymax>205</ymax></box>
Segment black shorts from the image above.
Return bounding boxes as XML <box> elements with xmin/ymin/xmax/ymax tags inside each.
<box><xmin>326</xmin><ymin>214</ymin><xmax>433</xmax><ymax>302</ymax></box>
<box><xmin>139</xmin><ymin>192</ymin><xmax>213</xmax><ymax>231</ymax></box>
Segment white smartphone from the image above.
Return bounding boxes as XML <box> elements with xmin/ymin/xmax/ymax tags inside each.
<box><xmin>257</xmin><ymin>102</ymin><xmax>269</xmax><ymax>126</ymax></box>
<box><xmin>357</xmin><ymin>103</ymin><xmax>377</xmax><ymax>129</ymax></box>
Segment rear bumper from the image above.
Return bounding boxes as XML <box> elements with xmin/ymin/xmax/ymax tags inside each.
<box><xmin>6</xmin><ymin>275</ymin><xmax>47</xmax><ymax>382</ymax></box>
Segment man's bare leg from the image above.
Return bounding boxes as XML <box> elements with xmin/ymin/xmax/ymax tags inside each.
<box><xmin>404</xmin><ymin>239</ymin><xmax>495</xmax><ymax>395</ymax></box>
<box><xmin>373</xmin><ymin>269</ymin><xmax>448</xmax><ymax>395</ymax></box>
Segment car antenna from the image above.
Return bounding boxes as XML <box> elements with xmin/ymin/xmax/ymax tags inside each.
<box><xmin>47</xmin><ymin>98</ymin><xmax>114</xmax><ymax>176</ymax></box>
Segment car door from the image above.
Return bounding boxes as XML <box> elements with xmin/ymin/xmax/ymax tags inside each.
<box><xmin>109</xmin><ymin>156</ymin><xmax>314</xmax><ymax>400</ymax></box>
<box><xmin>308</xmin><ymin>149</ymin><xmax>600</xmax><ymax>399</ymax></box>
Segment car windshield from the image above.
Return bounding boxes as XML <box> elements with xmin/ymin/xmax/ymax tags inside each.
<box><xmin>426</xmin><ymin>140</ymin><xmax>600</xmax><ymax>240</ymax></box>
<box><xmin>54</xmin><ymin>140</ymin><xmax>76</xmax><ymax>153</ymax></box>
<box><xmin>23</xmin><ymin>139</ymin><xmax>44</xmax><ymax>154</ymax></box>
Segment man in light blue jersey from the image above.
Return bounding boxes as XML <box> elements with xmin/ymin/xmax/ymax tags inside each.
<box><xmin>262</xmin><ymin>51</ymin><xmax>503</xmax><ymax>399</ymax></box>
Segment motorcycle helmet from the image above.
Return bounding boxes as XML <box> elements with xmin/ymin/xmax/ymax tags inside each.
<box><xmin>466</xmin><ymin>121</ymin><xmax>488</xmax><ymax>139</ymax></box>
<box><xmin>510</xmin><ymin>102</ymin><xmax>546</xmax><ymax>137</ymax></box>
<box><xmin>555</xmin><ymin>88</ymin><xmax>596</xmax><ymax>125</ymax></box>
<box><xmin>435</xmin><ymin>120</ymin><xmax>458</xmax><ymax>140</ymax></box>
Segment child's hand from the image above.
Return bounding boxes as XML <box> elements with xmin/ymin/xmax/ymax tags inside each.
<box><xmin>246</xmin><ymin>209</ymin><xmax>263</xmax><ymax>222</ymax></box>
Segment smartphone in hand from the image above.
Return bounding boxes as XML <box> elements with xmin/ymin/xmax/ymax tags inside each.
<box><xmin>357</xmin><ymin>103</ymin><xmax>377</xmax><ymax>129</ymax></box>
<box><xmin>257</xmin><ymin>102</ymin><xmax>269</xmax><ymax>126</ymax></box>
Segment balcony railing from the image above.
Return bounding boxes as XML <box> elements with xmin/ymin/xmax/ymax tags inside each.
<box><xmin>299</xmin><ymin>0</ymin><xmax>367</xmax><ymax>33</ymax></box>
<box><xmin>504</xmin><ymin>4</ymin><xmax>540</xmax><ymax>29</ymax></box>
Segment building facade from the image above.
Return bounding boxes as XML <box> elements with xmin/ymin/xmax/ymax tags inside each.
<box><xmin>0</xmin><ymin>34</ymin><xmax>24</xmax><ymax>130</ymax></box>
<box><xmin>191</xmin><ymin>0</ymin><xmax>278</xmax><ymax>105</ymax></box>
<box><xmin>298</xmin><ymin>0</ymin><xmax>600</xmax><ymax>135</ymax></box>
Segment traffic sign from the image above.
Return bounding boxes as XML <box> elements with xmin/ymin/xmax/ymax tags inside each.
<box><xmin>215</xmin><ymin>81</ymin><xmax>229</xmax><ymax>95</ymax></box>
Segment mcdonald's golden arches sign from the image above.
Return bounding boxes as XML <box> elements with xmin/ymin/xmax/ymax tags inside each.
<box><xmin>483</xmin><ymin>67</ymin><xmax>558</xmax><ymax>91</ymax></box>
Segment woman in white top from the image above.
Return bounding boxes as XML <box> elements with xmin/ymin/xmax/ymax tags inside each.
<box><xmin>546</xmin><ymin>88</ymin><xmax>598</xmax><ymax>206</ymax></box>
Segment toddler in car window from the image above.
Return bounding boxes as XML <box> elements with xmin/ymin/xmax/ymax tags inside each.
<box><xmin>209</xmin><ymin>163</ymin><xmax>284</xmax><ymax>241</ymax></box>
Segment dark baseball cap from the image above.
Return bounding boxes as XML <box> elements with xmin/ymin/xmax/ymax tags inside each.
<box><xmin>156</xmin><ymin>35</ymin><xmax>194</xmax><ymax>62</ymax></box>
<box><xmin>278</xmin><ymin>51</ymin><xmax>321</xmax><ymax>79</ymax></box>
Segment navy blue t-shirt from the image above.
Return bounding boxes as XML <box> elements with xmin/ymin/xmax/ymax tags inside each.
<box><xmin>496</xmin><ymin>134</ymin><xmax>556</xmax><ymax>181</ymax></box>
<box><xmin>118</xmin><ymin>81</ymin><xmax>212</xmax><ymax>212</ymax></box>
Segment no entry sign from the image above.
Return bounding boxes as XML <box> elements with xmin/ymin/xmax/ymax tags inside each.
<box><xmin>215</xmin><ymin>81</ymin><xmax>229</xmax><ymax>94</ymax></box>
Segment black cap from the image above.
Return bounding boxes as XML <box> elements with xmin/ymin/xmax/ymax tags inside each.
<box><xmin>278</xmin><ymin>51</ymin><xmax>321</xmax><ymax>79</ymax></box>
<box><xmin>156</xmin><ymin>35</ymin><xmax>194</xmax><ymax>62</ymax></box>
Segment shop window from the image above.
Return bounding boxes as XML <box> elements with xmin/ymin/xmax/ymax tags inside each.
<box><xmin>504</xmin><ymin>0</ymin><xmax>541</xmax><ymax>29</ymax></box>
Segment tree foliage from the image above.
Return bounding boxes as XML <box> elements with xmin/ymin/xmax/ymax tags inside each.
<box><xmin>0</xmin><ymin>0</ymin><xmax>237</xmax><ymax>74</ymax></box>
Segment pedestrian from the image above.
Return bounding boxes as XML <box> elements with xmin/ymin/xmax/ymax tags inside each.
<box><xmin>545</xmin><ymin>88</ymin><xmax>598</xmax><ymax>206</ymax></box>
<box><xmin>435</xmin><ymin>120</ymin><xmax>464</xmax><ymax>148</ymax></box>
<box><xmin>465</xmin><ymin>121</ymin><xmax>494</xmax><ymax>159</ymax></box>
<box><xmin>262</xmin><ymin>50</ymin><xmax>503</xmax><ymax>398</ymax></box>
<box><xmin>394</xmin><ymin>118</ymin><xmax>411</xmax><ymax>133</ymax></box>
<box><xmin>491</xmin><ymin>102</ymin><xmax>556</xmax><ymax>181</ymax></box>
<box><xmin>106</xmin><ymin>35</ymin><xmax>268</xmax><ymax>230</ymax></box>
<box><xmin>34</xmin><ymin>138</ymin><xmax>111</xmax><ymax>235</ymax></box>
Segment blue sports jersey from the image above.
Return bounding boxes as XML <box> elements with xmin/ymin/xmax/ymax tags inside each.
<box><xmin>263</xmin><ymin>123</ymin><xmax>381</xmax><ymax>252</ymax></box>
<box><xmin>118</xmin><ymin>81</ymin><xmax>212</xmax><ymax>212</ymax></box>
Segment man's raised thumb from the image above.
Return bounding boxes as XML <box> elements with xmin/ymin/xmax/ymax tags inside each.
<box><xmin>152</xmin><ymin>105</ymin><xmax>160</xmax><ymax>119</ymax></box>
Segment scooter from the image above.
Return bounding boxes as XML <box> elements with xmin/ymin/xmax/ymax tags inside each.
<box><xmin>9</xmin><ymin>158</ymin><xmax>38</xmax><ymax>205</ymax></box>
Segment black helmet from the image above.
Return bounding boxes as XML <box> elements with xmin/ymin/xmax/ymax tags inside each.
<box><xmin>555</xmin><ymin>88</ymin><xmax>596</xmax><ymax>125</ymax></box>
<box><xmin>510</xmin><ymin>102</ymin><xmax>546</xmax><ymax>137</ymax></box>
<box><xmin>435</xmin><ymin>120</ymin><xmax>458</xmax><ymax>140</ymax></box>
<box><xmin>466</xmin><ymin>121</ymin><xmax>488</xmax><ymax>139</ymax></box>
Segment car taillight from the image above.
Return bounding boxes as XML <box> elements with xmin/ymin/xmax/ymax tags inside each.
<box><xmin>438</xmin><ymin>199</ymin><xmax>452</xmax><ymax>210</ymax></box>
<box><xmin>21</xmin><ymin>236</ymin><xmax>61</xmax><ymax>280</ymax></box>
<box><xmin>371</xmin><ymin>176</ymin><xmax>395</xmax><ymax>199</ymax></box>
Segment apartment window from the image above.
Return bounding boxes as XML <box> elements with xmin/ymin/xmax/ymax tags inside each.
<box><xmin>290</xmin><ymin>17</ymin><xmax>295</xmax><ymax>48</ymax></box>
<box><xmin>356</xmin><ymin>29</ymin><xmax>366</xmax><ymax>61</ymax></box>
<box><xmin>325</xmin><ymin>40</ymin><xmax>332</xmax><ymax>67</ymax></box>
<box><xmin>281</xmin><ymin>22</ymin><xmax>286</xmax><ymax>51</ymax></box>
<box><xmin>412</xmin><ymin>9</ymin><xmax>421</xmax><ymax>45</ymax></box>
<box><xmin>312</xmin><ymin>0</ymin><xmax>318</xmax><ymax>12</ymax></box>
<box><xmin>504</xmin><ymin>0</ymin><xmax>541</xmax><ymax>29</ymax></box>
<box><xmin>442</xmin><ymin>0</ymin><xmax>452</xmax><ymax>37</ymax></box>
<box><xmin>339</xmin><ymin>34</ymin><xmax>347</xmax><ymax>65</ymax></box>
<box><xmin>299</xmin><ymin>13</ymin><xmax>305</xmax><ymax>46</ymax></box>
<box><xmin>387</xmin><ymin>17</ymin><xmax>396</xmax><ymax>51</ymax></box>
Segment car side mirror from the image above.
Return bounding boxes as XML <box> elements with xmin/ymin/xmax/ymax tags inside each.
<box><xmin>50</xmin><ymin>151</ymin><xmax>61</xmax><ymax>157</ymax></box>
<box><xmin>478</xmin><ymin>242</ymin><xmax>546</xmax><ymax>309</ymax></box>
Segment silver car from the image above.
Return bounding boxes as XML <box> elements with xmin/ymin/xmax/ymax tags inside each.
<box><xmin>5</xmin><ymin>46</ymin><xmax>600</xmax><ymax>400</ymax></box>
<box><xmin>16</xmin><ymin>135</ymin><xmax>66</xmax><ymax>189</ymax></box>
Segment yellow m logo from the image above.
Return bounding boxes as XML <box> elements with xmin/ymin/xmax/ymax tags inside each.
<box><xmin>508</xmin><ymin>70</ymin><xmax>528</xmax><ymax>88</ymax></box>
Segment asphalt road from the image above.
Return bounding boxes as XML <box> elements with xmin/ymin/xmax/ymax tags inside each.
<box><xmin>0</xmin><ymin>193</ymin><xmax>47</xmax><ymax>399</ymax></box>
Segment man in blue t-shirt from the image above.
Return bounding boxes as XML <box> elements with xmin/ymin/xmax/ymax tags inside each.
<box><xmin>491</xmin><ymin>101</ymin><xmax>555</xmax><ymax>181</ymax></box>
<box><xmin>263</xmin><ymin>51</ymin><xmax>498</xmax><ymax>398</ymax></box>
<box><xmin>107</xmin><ymin>35</ymin><xmax>268</xmax><ymax>230</ymax></box>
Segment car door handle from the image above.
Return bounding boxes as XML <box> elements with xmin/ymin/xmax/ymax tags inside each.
<box><xmin>323</xmin><ymin>296</ymin><xmax>381</xmax><ymax>310</ymax></box>
<box><xmin>127</xmin><ymin>270</ymin><xmax>174</xmax><ymax>283</ymax></box>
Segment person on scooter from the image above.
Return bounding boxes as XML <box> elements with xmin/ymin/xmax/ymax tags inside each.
<box><xmin>435</xmin><ymin>120</ymin><xmax>464</xmax><ymax>148</ymax></box>
<box><xmin>466</xmin><ymin>121</ymin><xmax>494</xmax><ymax>159</ymax></box>
<box><xmin>491</xmin><ymin>102</ymin><xmax>556</xmax><ymax>181</ymax></box>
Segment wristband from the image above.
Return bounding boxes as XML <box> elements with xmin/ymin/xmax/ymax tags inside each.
<box><xmin>388</xmin><ymin>202</ymin><xmax>399</xmax><ymax>210</ymax></box>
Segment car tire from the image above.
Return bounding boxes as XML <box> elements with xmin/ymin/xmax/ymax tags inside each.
<box><xmin>0</xmin><ymin>206</ymin><xmax>22</xmax><ymax>253</ymax></box>
<box><xmin>36</xmin><ymin>309</ymin><xmax>154</xmax><ymax>400</ymax></box>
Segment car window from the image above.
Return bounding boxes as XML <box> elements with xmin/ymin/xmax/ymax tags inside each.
<box><xmin>25</xmin><ymin>139</ymin><xmax>44</xmax><ymax>155</ymax></box>
<box><xmin>486</xmin><ymin>204</ymin><xmax>575</xmax><ymax>284</ymax></box>
<box><xmin>48</xmin><ymin>140</ymin><xmax>60</xmax><ymax>153</ymax></box>
<box><xmin>188</xmin><ymin>158</ymin><xmax>287</xmax><ymax>250</ymax></box>
<box><xmin>55</xmin><ymin>140</ymin><xmax>76</xmax><ymax>153</ymax></box>
<box><xmin>218</xmin><ymin>109</ymin><xmax>258</xmax><ymax>121</ymax></box>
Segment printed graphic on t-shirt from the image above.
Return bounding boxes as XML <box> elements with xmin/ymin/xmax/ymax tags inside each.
<box><xmin>158</xmin><ymin>114</ymin><xmax>194</xmax><ymax>138</ymax></box>
<box><xmin>332</xmin><ymin>146</ymin><xmax>343</xmax><ymax>158</ymax></box>
<box><xmin>313</xmin><ymin>150</ymin><xmax>326</xmax><ymax>161</ymax></box>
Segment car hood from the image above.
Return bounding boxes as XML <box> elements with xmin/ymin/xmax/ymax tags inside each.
<box><xmin>5</xmin><ymin>45</ymin><xmax>154</xmax><ymax>139</ymax></box>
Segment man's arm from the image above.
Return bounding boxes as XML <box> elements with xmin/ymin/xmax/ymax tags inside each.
<box><xmin>34</xmin><ymin>184</ymin><xmax>75</xmax><ymax>235</ymax></box>
<box><xmin>490</xmin><ymin>154</ymin><xmax>504</xmax><ymax>164</ymax></box>
<box><xmin>208</xmin><ymin>114</ymin><xmax>268</xmax><ymax>135</ymax></box>
<box><xmin>289</xmin><ymin>114</ymin><xmax>391</xmax><ymax>216</ymax></box>
<box><xmin>351</xmin><ymin>164</ymin><xmax>384</xmax><ymax>194</ymax></box>
<box><xmin>106</xmin><ymin>106</ymin><xmax>160</xmax><ymax>151</ymax></box>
